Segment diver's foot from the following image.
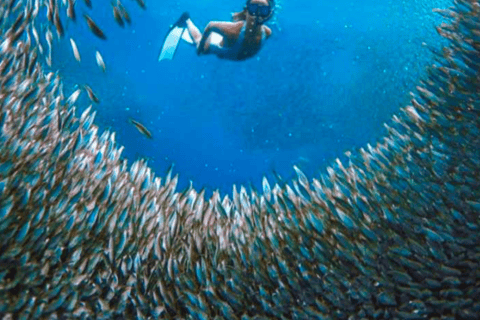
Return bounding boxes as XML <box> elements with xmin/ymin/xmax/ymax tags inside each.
<box><xmin>176</xmin><ymin>12</ymin><xmax>190</xmax><ymax>27</ymax></box>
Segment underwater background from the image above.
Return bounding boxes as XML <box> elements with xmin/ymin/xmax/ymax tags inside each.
<box><xmin>51</xmin><ymin>0</ymin><xmax>451</xmax><ymax>196</ymax></box>
<box><xmin>2</xmin><ymin>0</ymin><xmax>480</xmax><ymax>318</ymax></box>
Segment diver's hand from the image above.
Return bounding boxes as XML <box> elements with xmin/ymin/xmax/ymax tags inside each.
<box><xmin>196</xmin><ymin>42</ymin><xmax>204</xmax><ymax>55</ymax></box>
<box><xmin>197</xmin><ymin>30</ymin><xmax>211</xmax><ymax>55</ymax></box>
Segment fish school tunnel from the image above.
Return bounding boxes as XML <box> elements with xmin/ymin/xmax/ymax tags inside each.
<box><xmin>49</xmin><ymin>0</ymin><xmax>451</xmax><ymax>196</ymax></box>
<box><xmin>2</xmin><ymin>0</ymin><xmax>480</xmax><ymax>319</ymax></box>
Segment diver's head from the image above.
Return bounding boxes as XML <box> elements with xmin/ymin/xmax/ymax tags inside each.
<box><xmin>246</xmin><ymin>0</ymin><xmax>274</xmax><ymax>24</ymax></box>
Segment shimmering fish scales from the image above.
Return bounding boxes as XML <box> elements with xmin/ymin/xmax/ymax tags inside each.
<box><xmin>30</xmin><ymin>25</ymin><xmax>43</xmax><ymax>53</ymax></box>
<box><xmin>95</xmin><ymin>50</ymin><xmax>106</xmax><ymax>72</ymax></box>
<box><xmin>67</xmin><ymin>88</ymin><xmax>82</xmax><ymax>105</ymax></box>
<box><xmin>1</xmin><ymin>0</ymin><xmax>480</xmax><ymax>319</ymax></box>
<box><xmin>69</xmin><ymin>38</ymin><xmax>81</xmax><ymax>62</ymax></box>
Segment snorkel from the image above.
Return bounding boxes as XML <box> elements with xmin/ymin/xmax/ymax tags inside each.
<box><xmin>246</xmin><ymin>0</ymin><xmax>275</xmax><ymax>25</ymax></box>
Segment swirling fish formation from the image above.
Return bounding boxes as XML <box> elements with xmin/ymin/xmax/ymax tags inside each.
<box><xmin>0</xmin><ymin>0</ymin><xmax>479</xmax><ymax>319</ymax></box>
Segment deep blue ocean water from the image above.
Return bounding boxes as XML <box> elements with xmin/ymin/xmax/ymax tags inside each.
<box><xmin>51</xmin><ymin>0</ymin><xmax>451</xmax><ymax>196</ymax></box>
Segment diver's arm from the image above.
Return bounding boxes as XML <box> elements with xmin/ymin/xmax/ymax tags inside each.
<box><xmin>203</xmin><ymin>23</ymin><xmax>224</xmax><ymax>36</ymax></box>
<box><xmin>263</xmin><ymin>25</ymin><xmax>272</xmax><ymax>39</ymax></box>
<box><xmin>205</xmin><ymin>21</ymin><xmax>241</xmax><ymax>37</ymax></box>
<box><xmin>197</xmin><ymin>21</ymin><xmax>242</xmax><ymax>54</ymax></box>
<box><xmin>197</xmin><ymin>27</ymin><xmax>214</xmax><ymax>54</ymax></box>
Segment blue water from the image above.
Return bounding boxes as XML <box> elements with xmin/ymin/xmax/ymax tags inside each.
<box><xmin>52</xmin><ymin>0</ymin><xmax>451</xmax><ymax>196</ymax></box>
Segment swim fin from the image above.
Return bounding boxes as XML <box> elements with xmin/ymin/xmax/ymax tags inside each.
<box><xmin>158</xmin><ymin>12</ymin><xmax>193</xmax><ymax>61</ymax></box>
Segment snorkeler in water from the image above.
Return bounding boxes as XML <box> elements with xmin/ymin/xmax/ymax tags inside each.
<box><xmin>158</xmin><ymin>0</ymin><xmax>274</xmax><ymax>61</ymax></box>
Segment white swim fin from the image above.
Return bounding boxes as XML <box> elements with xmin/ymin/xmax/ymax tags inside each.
<box><xmin>158</xmin><ymin>12</ymin><xmax>192</xmax><ymax>61</ymax></box>
<box><xmin>181</xmin><ymin>29</ymin><xmax>194</xmax><ymax>45</ymax></box>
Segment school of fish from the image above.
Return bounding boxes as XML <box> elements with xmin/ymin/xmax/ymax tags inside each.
<box><xmin>0</xmin><ymin>0</ymin><xmax>479</xmax><ymax>319</ymax></box>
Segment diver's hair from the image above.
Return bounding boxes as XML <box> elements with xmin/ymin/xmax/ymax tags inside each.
<box><xmin>231</xmin><ymin>7</ymin><xmax>247</xmax><ymax>22</ymax></box>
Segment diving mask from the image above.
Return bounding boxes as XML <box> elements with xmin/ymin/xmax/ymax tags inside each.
<box><xmin>246</xmin><ymin>0</ymin><xmax>274</xmax><ymax>21</ymax></box>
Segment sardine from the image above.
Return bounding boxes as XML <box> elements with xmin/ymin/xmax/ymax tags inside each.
<box><xmin>45</xmin><ymin>29</ymin><xmax>53</xmax><ymax>49</ymax></box>
<box><xmin>67</xmin><ymin>0</ymin><xmax>76</xmax><ymax>22</ymax></box>
<box><xmin>47</xmin><ymin>0</ymin><xmax>54</xmax><ymax>23</ymax></box>
<box><xmin>10</xmin><ymin>10</ymin><xmax>25</xmax><ymax>33</ymax></box>
<box><xmin>117</xmin><ymin>0</ymin><xmax>131</xmax><ymax>24</ymax></box>
<box><xmin>67</xmin><ymin>88</ymin><xmax>82</xmax><ymax>105</ymax></box>
<box><xmin>84</xmin><ymin>14</ymin><xmax>106</xmax><ymax>40</ymax></box>
<box><xmin>128</xmin><ymin>118</ymin><xmax>153</xmax><ymax>139</ymax></box>
<box><xmin>84</xmin><ymin>84</ymin><xmax>99</xmax><ymax>103</ymax></box>
<box><xmin>95</xmin><ymin>51</ymin><xmax>106</xmax><ymax>72</ymax></box>
<box><xmin>112</xmin><ymin>4</ymin><xmax>124</xmax><ymax>27</ymax></box>
<box><xmin>134</xmin><ymin>0</ymin><xmax>146</xmax><ymax>10</ymax></box>
<box><xmin>70</xmin><ymin>38</ymin><xmax>81</xmax><ymax>62</ymax></box>
<box><xmin>29</xmin><ymin>27</ymin><xmax>42</xmax><ymax>53</ymax></box>
<box><xmin>53</xmin><ymin>10</ymin><xmax>64</xmax><ymax>37</ymax></box>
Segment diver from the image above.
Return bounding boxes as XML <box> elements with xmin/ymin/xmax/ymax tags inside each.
<box><xmin>158</xmin><ymin>0</ymin><xmax>274</xmax><ymax>61</ymax></box>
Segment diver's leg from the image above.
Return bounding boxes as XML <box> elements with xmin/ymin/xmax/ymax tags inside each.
<box><xmin>201</xmin><ymin>33</ymin><xmax>227</xmax><ymax>57</ymax></box>
<box><xmin>185</xmin><ymin>19</ymin><xmax>202</xmax><ymax>45</ymax></box>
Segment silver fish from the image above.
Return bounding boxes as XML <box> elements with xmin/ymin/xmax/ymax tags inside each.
<box><xmin>134</xmin><ymin>0</ymin><xmax>146</xmax><ymax>10</ymax></box>
<box><xmin>84</xmin><ymin>14</ymin><xmax>107</xmax><ymax>40</ymax></box>
<box><xmin>128</xmin><ymin>118</ymin><xmax>153</xmax><ymax>139</ymax></box>
<box><xmin>67</xmin><ymin>0</ymin><xmax>76</xmax><ymax>22</ymax></box>
<box><xmin>0</xmin><ymin>0</ymin><xmax>479</xmax><ymax>319</ymax></box>
<box><xmin>45</xmin><ymin>28</ymin><xmax>53</xmax><ymax>50</ymax></box>
<box><xmin>66</xmin><ymin>88</ymin><xmax>82</xmax><ymax>105</ymax></box>
<box><xmin>83</xmin><ymin>84</ymin><xmax>99</xmax><ymax>103</ymax></box>
<box><xmin>95</xmin><ymin>50</ymin><xmax>106</xmax><ymax>72</ymax></box>
<box><xmin>69</xmin><ymin>38</ymin><xmax>81</xmax><ymax>62</ymax></box>
<box><xmin>53</xmin><ymin>9</ymin><xmax>64</xmax><ymax>37</ymax></box>
<box><xmin>30</xmin><ymin>25</ymin><xmax>41</xmax><ymax>51</ymax></box>
<box><xmin>112</xmin><ymin>3</ymin><xmax>124</xmax><ymax>27</ymax></box>
<box><xmin>117</xmin><ymin>0</ymin><xmax>131</xmax><ymax>24</ymax></box>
